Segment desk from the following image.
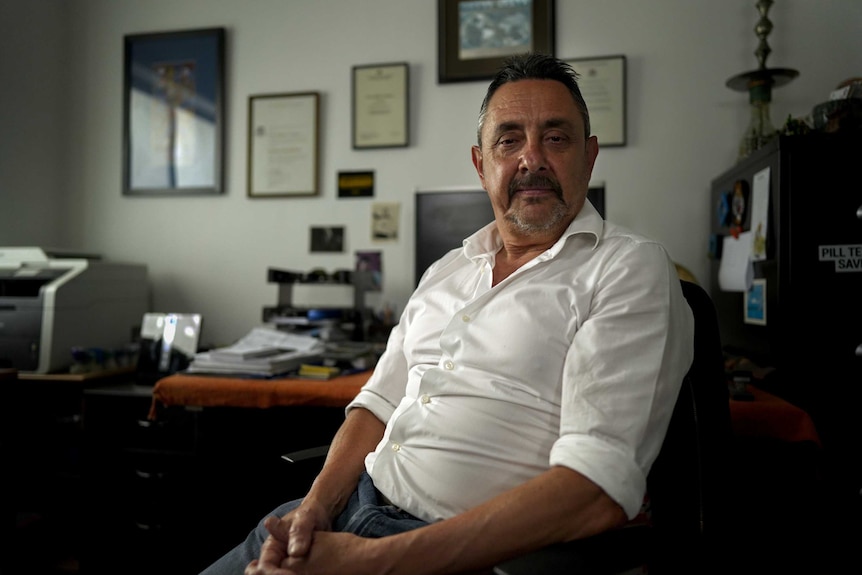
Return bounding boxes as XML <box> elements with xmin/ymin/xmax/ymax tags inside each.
<box><xmin>153</xmin><ymin>374</ymin><xmax>820</xmax><ymax>446</ymax></box>
<box><xmin>149</xmin><ymin>370</ymin><xmax>369</xmax><ymax>418</ymax></box>
<box><xmin>726</xmin><ymin>385</ymin><xmax>826</xmax><ymax>572</ymax></box>
<box><xmin>6</xmin><ymin>367</ymin><xmax>139</xmax><ymax>575</ymax></box>
<box><xmin>82</xmin><ymin>374</ymin><xmax>362</xmax><ymax>575</ymax></box>
<box><xmin>728</xmin><ymin>385</ymin><xmax>821</xmax><ymax>446</ymax></box>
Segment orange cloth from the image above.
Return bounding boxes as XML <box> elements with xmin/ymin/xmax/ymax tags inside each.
<box><xmin>729</xmin><ymin>385</ymin><xmax>821</xmax><ymax>446</ymax></box>
<box><xmin>149</xmin><ymin>370</ymin><xmax>369</xmax><ymax>419</ymax></box>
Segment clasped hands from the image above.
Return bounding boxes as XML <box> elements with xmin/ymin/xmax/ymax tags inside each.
<box><xmin>243</xmin><ymin>499</ymin><xmax>377</xmax><ymax>575</ymax></box>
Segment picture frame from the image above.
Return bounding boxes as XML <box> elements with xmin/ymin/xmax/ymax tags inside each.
<box><xmin>437</xmin><ymin>0</ymin><xmax>555</xmax><ymax>84</ymax></box>
<box><xmin>247</xmin><ymin>92</ymin><xmax>320</xmax><ymax>198</ymax></box>
<box><xmin>352</xmin><ymin>62</ymin><xmax>409</xmax><ymax>149</ymax></box>
<box><xmin>122</xmin><ymin>27</ymin><xmax>225</xmax><ymax>196</ymax></box>
<box><xmin>744</xmin><ymin>278</ymin><xmax>767</xmax><ymax>325</ymax></box>
<box><xmin>565</xmin><ymin>55</ymin><xmax>627</xmax><ymax>147</ymax></box>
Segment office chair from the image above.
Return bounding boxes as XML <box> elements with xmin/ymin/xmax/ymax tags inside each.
<box><xmin>285</xmin><ymin>280</ymin><xmax>732</xmax><ymax>575</ymax></box>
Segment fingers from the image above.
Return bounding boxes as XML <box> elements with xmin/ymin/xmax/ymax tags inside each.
<box><xmin>279</xmin><ymin>502</ymin><xmax>329</xmax><ymax>557</ymax></box>
<box><xmin>247</xmin><ymin>533</ymin><xmax>294</xmax><ymax>575</ymax></box>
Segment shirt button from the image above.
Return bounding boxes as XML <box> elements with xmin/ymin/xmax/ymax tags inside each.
<box><xmin>391</xmin><ymin>442</ymin><xmax>401</xmax><ymax>452</ymax></box>
<box><xmin>444</xmin><ymin>360</ymin><xmax>455</xmax><ymax>370</ymax></box>
<box><xmin>420</xmin><ymin>394</ymin><xmax>431</xmax><ymax>405</ymax></box>
<box><xmin>461</xmin><ymin>314</ymin><xmax>470</xmax><ymax>322</ymax></box>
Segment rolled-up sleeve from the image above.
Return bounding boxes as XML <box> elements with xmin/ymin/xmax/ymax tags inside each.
<box><xmin>550</xmin><ymin>241</ymin><xmax>694</xmax><ymax>518</ymax></box>
<box><xmin>346</xmin><ymin>318</ymin><xmax>410</xmax><ymax>424</ymax></box>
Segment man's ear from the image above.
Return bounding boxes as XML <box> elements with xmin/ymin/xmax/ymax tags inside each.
<box><xmin>471</xmin><ymin>145</ymin><xmax>486</xmax><ymax>187</ymax></box>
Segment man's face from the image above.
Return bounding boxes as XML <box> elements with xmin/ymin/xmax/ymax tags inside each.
<box><xmin>471</xmin><ymin>79</ymin><xmax>598</xmax><ymax>237</ymax></box>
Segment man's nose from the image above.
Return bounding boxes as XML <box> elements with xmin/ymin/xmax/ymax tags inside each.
<box><xmin>518</xmin><ymin>138</ymin><xmax>547</xmax><ymax>173</ymax></box>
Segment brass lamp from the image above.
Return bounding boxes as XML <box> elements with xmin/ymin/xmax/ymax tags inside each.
<box><xmin>726</xmin><ymin>0</ymin><xmax>798</xmax><ymax>160</ymax></box>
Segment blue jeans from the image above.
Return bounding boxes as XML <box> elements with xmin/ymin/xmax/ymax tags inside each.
<box><xmin>199</xmin><ymin>472</ymin><xmax>429</xmax><ymax>574</ymax></box>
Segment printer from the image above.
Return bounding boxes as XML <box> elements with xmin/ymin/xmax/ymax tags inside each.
<box><xmin>0</xmin><ymin>247</ymin><xmax>149</xmax><ymax>374</ymax></box>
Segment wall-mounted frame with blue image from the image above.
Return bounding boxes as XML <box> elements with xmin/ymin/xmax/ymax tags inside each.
<box><xmin>123</xmin><ymin>27</ymin><xmax>225</xmax><ymax>196</ymax></box>
<box><xmin>744</xmin><ymin>278</ymin><xmax>767</xmax><ymax>325</ymax></box>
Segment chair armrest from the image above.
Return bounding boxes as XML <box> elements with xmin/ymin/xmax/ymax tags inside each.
<box><xmin>493</xmin><ymin>524</ymin><xmax>652</xmax><ymax>575</ymax></box>
<box><xmin>281</xmin><ymin>444</ymin><xmax>330</xmax><ymax>463</ymax></box>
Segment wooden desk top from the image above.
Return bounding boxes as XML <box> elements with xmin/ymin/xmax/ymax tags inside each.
<box><xmin>151</xmin><ymin>373</ymin><xmax>820</xmax><ymax>448</ymax></box>
<box><xmin>17</xmin><ymin>366</ymin><xmax>136</xmax><ymax>382</ymax></box>
<box><xmin>149</xmin><ymin>370</ymin><xmax>370</xmax><ymax>419</ymax></box>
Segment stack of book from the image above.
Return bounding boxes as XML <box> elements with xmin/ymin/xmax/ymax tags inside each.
<box><xmin>187</xmin><ymin>327</ymin><xmax>324</xmax><ymax>377</ymax></box>
<box><xmin>297</xmin><ymin>364</ymin><xmax>342</xmax><ymax>380</ymax></box>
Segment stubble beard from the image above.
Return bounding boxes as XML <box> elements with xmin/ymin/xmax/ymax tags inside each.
<box><xmin>504</xmin><ymin>174</ymin><xmax>568</xmax><ymax>233</ymax></box>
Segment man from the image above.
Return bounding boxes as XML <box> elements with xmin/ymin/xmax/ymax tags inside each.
<box><xmin>201</xmin><ymin>52</ymin><xmax>694</xmax><ymax>575</ymax></box>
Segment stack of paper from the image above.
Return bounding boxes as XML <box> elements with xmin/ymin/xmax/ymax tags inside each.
<box><xmin>187</xmin><ymin>327</ymin><xmax>324</xmax><ymax>376</ymax></box>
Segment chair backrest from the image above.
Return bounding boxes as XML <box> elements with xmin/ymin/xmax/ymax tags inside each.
<box><xmin>645</xmin><ymin>280</ymin><xmax>732</xmax><ymax>571</ymax></box>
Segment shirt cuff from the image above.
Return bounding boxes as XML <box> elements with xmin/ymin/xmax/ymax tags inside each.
<box><xmin>549</xmin><ymin>434</ymin><xmax>646</xmax><ymax>519</ymax></box>
<box><xmin>346</xmin><ymin>388</ymin><xmax>397</xmax><ymax>424</ymax></box>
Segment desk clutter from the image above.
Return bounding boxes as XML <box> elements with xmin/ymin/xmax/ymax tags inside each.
<box><xmin>187</xmin><ymin>326</ymin><xmax>379</xmax><ymax>377</ymax></box>
<box><xmin>185</xmin><ymin>267</ymin><xmax>387</xmax><ymax>378</ymax></box>
<box><xmin>262</xmin><ymin>266</ymin><xmax>382</xmax><ymax>342</ymax></box>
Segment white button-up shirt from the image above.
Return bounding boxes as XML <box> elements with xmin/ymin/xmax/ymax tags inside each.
<box><xmin>347</xmin><ymin>200</ymin><xmax>694</xmax><ymax>523</ymax></box>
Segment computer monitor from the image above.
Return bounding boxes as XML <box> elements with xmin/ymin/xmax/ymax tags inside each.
<box><xmin>414</xmin><ymin>185</ymin><xmax>605</xmax><ymax>286</ymax></box>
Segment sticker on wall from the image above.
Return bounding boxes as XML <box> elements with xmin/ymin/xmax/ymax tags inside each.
<box><xmin>338</xmin><ymin>171</ymin><xmax>375</xmax><ymax>198</ymax></box>
<box><xmin>749</xmin><ymin>167</ymin><xmax>770</xmax><ymax>261</ymax></box>
<box><xmin>818</xmin><ymin>244</ymin><xmax>862</xmax><ymax>272</ymax></box>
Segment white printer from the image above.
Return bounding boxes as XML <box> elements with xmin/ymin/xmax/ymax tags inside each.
<box><xmin>0</xmin><ymin>247</ymin><xmax>149</xmax><ymax>374</ymax></box>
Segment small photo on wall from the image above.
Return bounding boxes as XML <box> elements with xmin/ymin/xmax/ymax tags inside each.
<box><xmin>372</xmin><ymin>202</ymin><xmax>400</xmax><ymax>241</ymax></box>
<box><xmin>310</xmin><ymin>226</ymin><xmax>345</xmax><ymax>253</ymax></box>
<box><xmin>355</xmin><ymin>250</ymin><xmax>382</xmax><ymax>291</ymax></box>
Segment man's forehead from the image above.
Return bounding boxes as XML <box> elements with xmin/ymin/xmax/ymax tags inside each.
<box><xmin>485</xmin><ymin>80</ymin><xmax>581</xmax><ymax>128</ymax></box>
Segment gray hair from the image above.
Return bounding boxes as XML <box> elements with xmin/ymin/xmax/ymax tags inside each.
<box><xmin>476</xmin><ymin>53</ymin><xmax>591</xmax><ymax>147</ymax></box>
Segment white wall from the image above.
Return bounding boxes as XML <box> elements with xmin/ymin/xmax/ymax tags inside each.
<box><xmin>2</xmin><ymin>0</ymin><xmax>860</xmax><ymax>348</ymax></box>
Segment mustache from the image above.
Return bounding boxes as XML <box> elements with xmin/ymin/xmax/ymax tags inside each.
<box><xmin>507</xmin><ymin>174</ymin><xmax>564</xmax><ymax>200</ymax></box>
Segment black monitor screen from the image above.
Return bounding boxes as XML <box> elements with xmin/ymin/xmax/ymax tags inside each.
<box><xmin>414</xmin><ymin>186</ymin><xmax>605</xmax><ymax>286</ymax></box>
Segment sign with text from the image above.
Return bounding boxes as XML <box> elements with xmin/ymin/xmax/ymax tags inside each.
<box><xmin>818</xmin><ymin>244</ymin><xmax>862</xmax><ymax>272</ymax></box>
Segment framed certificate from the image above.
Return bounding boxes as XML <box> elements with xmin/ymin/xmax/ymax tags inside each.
<box><xmin>352</xmin><ymin>62</ymin><xmax>409</xmax><ymax>149</ymax></box>
<box><xmin>122</xmin><ymin>27</ymin><xmax>225</xmax><ymax>196</ymax></box>
<box><xmin>438</xmin><ymin>0</ymin><xmax>555</xmax><ymax>83</ymax></box>
<box><xmin>566</xmin><ymin>55</ymin><xmax>627</xmax><ymax>147</ymax></box>
<box><xmin>247</xmin><ymin>92</ymin><xmax>320</xmax><ymax>198</ymax></box>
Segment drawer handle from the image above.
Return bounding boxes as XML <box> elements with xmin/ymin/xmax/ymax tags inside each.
<box><xmin>135</xmin><ymin>469</ymin><xmax>165</xmax><ymax>480</ymax></box>
<box><xmin>136</xmin><ymin>419</ymin><xmax>166</xmax><ymax>429</ymax></box>
<box><xmin>134</xmin><ymin>521</ymin><xmax>163</xmax><ymax>532</ymax></box>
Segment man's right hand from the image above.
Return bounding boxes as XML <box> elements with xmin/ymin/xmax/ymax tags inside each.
<box><xmin>245</xmin><ymin>499</ymin><xmax>332</xmax><ymax>574</ymax></box>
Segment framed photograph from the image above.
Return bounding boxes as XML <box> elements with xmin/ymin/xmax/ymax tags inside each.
<box><xmin>310</xmin><ymin>226</ymin><xmax>344</xmax><ymax>253</ymax></box>
<box><xmin>352</xmin><ymin>62</ymin><xmax>409</xmax><ymax>149</ymax></box>
<box><xmin>247</xmin><ymin>92</ymin><xmax>320</xmax><ymax>198</ymax></box>
<box><xmin>372</xmin><ymin>202</ymin><xmax>401</xmax><ymax>241</ymax></box>
<box><xmin>438</xmin><ymin>0</ymin><xmax>555</xmax><ymax>83</ymax></box>
<box><xmin>566</xmin><ymin>55</ymin><xmax>627</xmax><ymax>147</ymax></box>
<box><xmin>123</xmin><ymin>27</ymin><xmax>225</xmax><ymax>196</ymax></box>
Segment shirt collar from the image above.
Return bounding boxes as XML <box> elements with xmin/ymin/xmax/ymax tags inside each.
<box><xmin>462</xmin><ymin>198</ymin><xmax>604</xmax><ymax>262</ymax></box>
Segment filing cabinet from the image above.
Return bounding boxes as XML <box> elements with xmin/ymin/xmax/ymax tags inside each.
<box><xmin>709</xmin><ymin>132</ymin><xmax>862</xmax><ymax>566</ymax></box>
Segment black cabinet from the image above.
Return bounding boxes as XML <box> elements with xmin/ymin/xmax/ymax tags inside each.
<box><xmin>709</xmin><ymin>133</ymin><xmax>862</xmax><ymax>565</ymax></box>
<box><xmin>80</xmin><ymin>383</ymin><xmax>346</xmax><ymax>575</ymax></box>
